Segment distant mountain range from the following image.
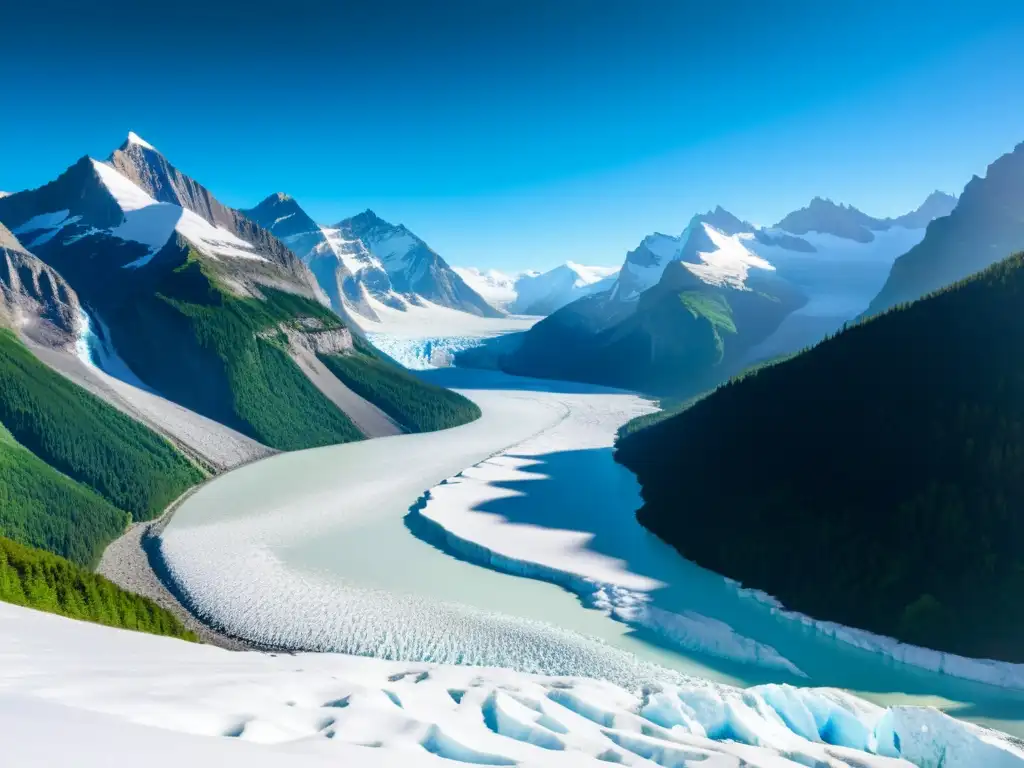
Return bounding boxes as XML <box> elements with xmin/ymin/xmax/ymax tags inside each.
<box><xmin>453</xmin><ymin>262</ymin><xmax>619</xmax><ymax>316</ymax></box>
<box><xmin>501</xmin><ymin>191</ymin><xmax>956</xmax><ymax>395</ymax></box>
<box><xmin>243</xmin><ymin>193</ymin><xmax>501</xmax><ymax>323</ymax></box>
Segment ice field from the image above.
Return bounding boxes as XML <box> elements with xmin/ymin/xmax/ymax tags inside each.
<box><xmin>156</xmin><ymin>361</ymin><xmax>1024</xmax><ymax>740</ymax></box>
<box><xmin>4</xmin><ymin>601</ymin><xmax>1024</xmax><ymax>768</ymax></box>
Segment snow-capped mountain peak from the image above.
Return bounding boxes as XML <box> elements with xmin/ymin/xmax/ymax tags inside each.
<box><xmin>682</xmin><ymin>222</ymin><xmax>775</xmax><ymax>289</ymax></box>
<box><xmin>609</xmin><ymin>207</ymin><xmax>759</xmax><ymax>302</ymax></box>
<box><xmin>243</xmin><ymin>198</ymin><xmax>502</xmax><ymax>323</ymax></box>
<box><xmin>126</xmin><ymin>131</ymin><xmax>157</xmax><ymax>152</ymax></box>
<box><xmin>87</xmin><ymin>158</ymin><xmax>263</xmax><ymax>267</ymax></box>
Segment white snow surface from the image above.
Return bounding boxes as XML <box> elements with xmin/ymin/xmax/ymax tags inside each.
<box><xmin>4</xmin><ymin>602</ymin><xmax>1024</xmax><ymax>768</ymax></box>
<box><xmin>685</xmin><ymin>227</ymin><xmax>776</xmax><ymax>290</ymax></box>
<box><xmin>744</xmin><ymin>226</ymin><xmax>928</xmax><ymax>360</ymax></box>
<box><xmin>71</xmin><ymin>308</ymin><xmax>272</xmax><ymax>469</ymax></box>
<box><xmin>13</xmin><ymin>209</ymin><xmax>84</xmax><ymax>248</ymax></box>
<box><xmin>86</xmin><ymin>159</ymin><xmax>265</xmax><ymax>266</ymax></box>
<box><xmin>511</xmin><ymin>262</ymin><xmax>619</xmax><ymax>314</ymax></box>
<box><xmin>357</xmin><ymin>292</ymin><xmax>538</xmax><ymax>339</ymax></box>
<box><xmin>127</xmin><ymin>130</ymin><xmax>157</xmax><ymax>151</ymax></box>
<box><xmin>452</xmin><ymin>266</ymin><xmax>522</xmax><ymax>310</ymax></box>
<box><xmin>319</xmin><ymin>226</ymin><xmax>388</xmax><ymax>276</ymax></box>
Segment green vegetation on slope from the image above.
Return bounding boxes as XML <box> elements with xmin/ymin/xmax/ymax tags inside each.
<box><xmin>109</xmin><ymin>252</ymin><xmax>364</xmax><ymax>450</ymax></box>
<box><xmin>319</xmin><ymin>347</ymin><xmax>481</xmax><ymax>432</ymax></box>
<box><xmin>0</xmin><ymin>421</ymin><xmax>127</xmax><ymax>567</ymax></box>
<box><xmin>0</xmin><ymin>329</ymin><xmax>202</xmax><ymax>523</ymax></box>
<box><xmin>0</xmin><ymin>536</ymin><xmax>196</xmax><ymax>641</ymax></box>
<box><xmin>616</xmin><ymin>353</ymin><xmax>797</xmax><ymax>439</ymax></box>
<box><xmin>617</xmin><ymin>252</ymin><xmax>1024</xmax><ymax>662</ymax></box>
<box><xmin>505</xmin><ymin>261</ymin><xmax>804</xmax><ymax>396</ymax></box>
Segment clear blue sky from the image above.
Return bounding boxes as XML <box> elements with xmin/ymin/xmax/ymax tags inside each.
<box><xmin>3</xmin><ymin>0</ymin><xmax>1023</xmax><ymax>272</ymax></box>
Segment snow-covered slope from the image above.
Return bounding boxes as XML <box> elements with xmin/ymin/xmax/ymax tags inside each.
<box><xmin>4</xmin><ymin>601</ymin><xmax>1024</xmax><ymax>767</ymax></box>
<box><xmin>452</xmin><ymin>266</ymin><xmax>522</xmax><ymax>310</ymax></box>
<box><xmin>334</xmin><ymin>209</ymin><xmax>502</xmax><ymax>319</ymax></box>
<box><xmin>244</xmin><ymin>195</ymin><xmax>504</xmax><ymax>324</ymax></box>
<box><xmin>452</xmin><ymin>263</ymin><xmax>619</xmax><ymax>316</ymax></box>
<box><xmin>0</xmin><ymin>135</ymin><xmax>322</xmax><ymax>294</ymax></box>
<box><xmin>510</xmin><ymin>262</ymin><xmax>619</xmax><ymax>315</ymax></box>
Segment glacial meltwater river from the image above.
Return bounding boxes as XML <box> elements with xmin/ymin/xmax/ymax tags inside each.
<box><xmin>159</xmin><ymin>367</ymin><xmax>1024</xmax><ymax>738</ymax></box>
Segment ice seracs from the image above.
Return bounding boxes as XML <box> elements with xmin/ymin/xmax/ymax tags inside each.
<box><xmin>4</xmin><ymin>600</ymin><xmax>1024</xmax><ymax>767</ymax></box>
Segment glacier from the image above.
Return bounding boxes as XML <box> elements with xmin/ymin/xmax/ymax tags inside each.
<box><xmin>3</xmin><ymin>601</ymin><xmax>1023</xmax><ymax>768</ymax></box>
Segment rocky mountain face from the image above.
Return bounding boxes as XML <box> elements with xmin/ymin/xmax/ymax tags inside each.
<box><xmin>245</xmin><ymin>196</ymin><xmax>502</xmax><ymax>323</ymax></box>
<box><xmin>336</xmin><ymin>210</ymin><xmax>501</xmax><ymax>318</ymax></box>
<box><xmin>0</xmin><ymin>223</ymin><xmax>80</xmax><ymax>347</ymax></box>
<box><xmin>865</xmin><ymin>143</ymin><xmax>1024</xmax><ymax>316</ymax></box>
<box><xmin>891</xmin><ymin>190</ymin><xmax>958</xmax><ymax>229</ymax></box>
<box><xmin>504</xmin><ymin>247</ymin><xmax>804</xmax><ymax>395</ymax></box>
<box><xmin>774</xmin><ymin>198</ymin><xmax>887</xmax><ymax>243</ymax></box>
<box><xmin>773</xmin><ymin>193</ymin><xmax>957</xmax><ymax>243</ymax></box>
<box><xmin>0</xmin><ymin>135</ymin><xmax>371</xmax><ymax>450</ymax></box>
<box><xmin>108</xmin><ymin>135</ymin><xmax>322</xmax><ymax>295</ymax></box>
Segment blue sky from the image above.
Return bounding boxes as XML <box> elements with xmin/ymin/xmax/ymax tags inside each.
<box><xmin>3</xmin><ymin>0</ymin><xmax>1023</xmax><ymax>271</ymax></box>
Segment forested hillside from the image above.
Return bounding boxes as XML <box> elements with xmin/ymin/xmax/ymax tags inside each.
<box><xmin>0</xmin><ymin>536</ymin><xmax>196</xmax><ymax>640</ymax></box>
<box><xmin>101</xmin><ymin>248</ymin><xmax>365</xmax><ymax>450</ymax></box>
<box><xmin>0</xmin><ymin>420</ymin><xmax>127</xmax><ymax>567</ymax></box>
<box><xmin>505</xmin><ymin>259</ymin><xmax>803</xmax><ymax>396</ymax></box>
<box><xmin>319</xmin><ymin>343</ymin><xmax>481</xmax><ymax>433</ymax></box>
<box><xmin>0</xmin><ymin>329</ymin><xmax>202</xmax><ymax>525</ymax></box>
<box><xmin>617</xmin><ymin>251</ymin><xmax>1024</xmax><ymax>661</ymax></box>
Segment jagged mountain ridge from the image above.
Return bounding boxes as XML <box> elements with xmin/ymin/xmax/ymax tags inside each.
<box><xmin>0</xmin><ymin>133</ymin><xmax>481</xmax><ymax>452</ymax></box>
<box><xmin>865</xmin><ymin>143</ymin><xmax>1024</xmax><ymax>316</ymax></box>
<box><xmin>774</xmin><ymin>193</ymin><xmax>957</xmax><ymax>243</ymax></box>
<box><xmin>335</xmin><ymin>209</ymin><xmax>501</xmax><ymax>318</ymax></box>
<box><xmin>502</xmin><ymin>190</ymin><xmax>954</xmax><ymax>394</ymax></box>
<box><xmin>0</xmin><ymin>223</ymin><xmax>80</xmax><ymax>347</ymax></box>
<box><xmin>244</xmin><ymin>194</ymin><xmax>501</xmax><ymax>322</ymax></box>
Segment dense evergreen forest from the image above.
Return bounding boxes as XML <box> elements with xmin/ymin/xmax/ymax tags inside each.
<box><xmin>0</xmin><ymin>536</ymin><xmax>196</xmax><ymax>640</ymax></box>
<box><xmin>106</xmin><ymin>251</ymin><xmax>365</xmax><ymax>450</ymax></box>
<box><xmin>617</xmin><ymin>252</ymin><xmax>1024</xmax><ymax>662</ymax></box>
<box><xmin>0</xmin><ymin>329</ymin><xmax>202</xmax><ymax>524</ymax></box>
<box><xmin>319</xmin><ymin>346</ymin><xmax>481</xmax><ymax>432</ymax></box>
<box><xmin>0</xmin><ymin>420</ymin><xmax>127</xmax><ymax>566</ymax></box>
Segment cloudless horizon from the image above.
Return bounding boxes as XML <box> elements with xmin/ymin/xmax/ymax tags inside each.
<box><xmin>3</xmin><ymin>0</ymin><xmax>1024</xmax><ymax>271</ymax></box>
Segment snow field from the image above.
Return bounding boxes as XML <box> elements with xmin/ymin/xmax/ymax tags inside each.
<box><xmin>4</xmin><ymin>601</ymin><xmax>1022</xmax><ymax>767</ymax></box>
<box><xmin>355</xmin><ymin>292</ymin><xmax>539</xmax><ymax>338</ymax></box>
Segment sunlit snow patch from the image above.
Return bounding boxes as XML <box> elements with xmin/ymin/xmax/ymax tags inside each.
<box><xmin>4</xmin><ymin>601</ymin><xmax>1024</xmax><ymax>767</ymax></box>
